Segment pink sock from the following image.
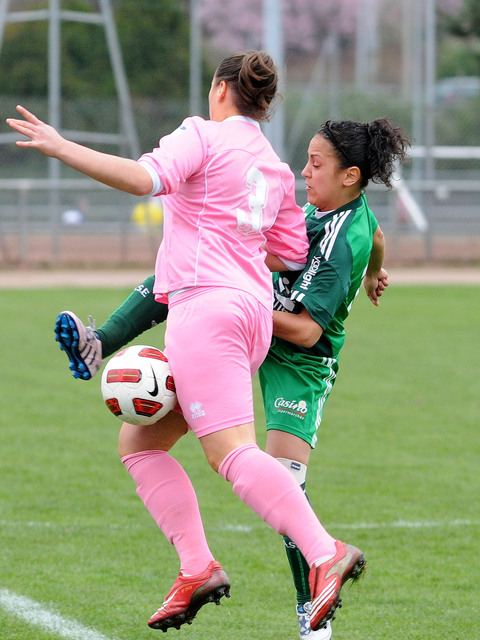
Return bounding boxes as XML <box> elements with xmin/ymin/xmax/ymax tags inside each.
<box><xmin>218</xmin><ymin>443</ymin><xmax>336</xmax><ymax>565</ymax></box>
<box><xmin>122</xmin><ymin>450</ymin><xmax>215</xmax><ymax>575</ymax></box>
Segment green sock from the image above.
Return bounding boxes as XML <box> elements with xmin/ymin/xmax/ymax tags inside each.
<box><xmin>283</xmin><ymin>483</ymin><xmax>312</xmax><ymax>606</ymax></box>
<box><xmin>96</xmin><ymin>275</ymin><xmax>168</xmax><ymax>358</ymax></box>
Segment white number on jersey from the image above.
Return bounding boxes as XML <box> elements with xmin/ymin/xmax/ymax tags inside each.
<box><xmin>236</xmin><ymin>167</ymin><xmax>269</xmax><ymax>236</ymax></box>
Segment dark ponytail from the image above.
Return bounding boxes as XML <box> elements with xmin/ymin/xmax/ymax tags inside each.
<box><xmin>320</xmin><ymin>118</ymin><xmax>410</xmax><ymax>189</ymax></box>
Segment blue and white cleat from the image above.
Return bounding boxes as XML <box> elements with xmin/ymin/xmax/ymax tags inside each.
<box><xmin>297</xmin><ymin>603</ymin><xmax>332</xmax><ymax>640</ymax></box>
<box><xmin>55</xmin><ymin>311</ymin><xmax>103</xmax><ymax>380</ymax></box>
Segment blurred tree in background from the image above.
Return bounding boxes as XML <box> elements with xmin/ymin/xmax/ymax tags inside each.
<box><xmin>438</xmin><ymin>0</ymin><xmax>480</xmax><ymax>76</ymax></box>
<box><xmin>0</xmin><ymin>0</ymin><xmax>478</xmax><ymax>161</ymax></box>
<box><xmin>0</xmin><ymin>0</ymin><xmax>203</xmax><ymax>99</ymax></box>
<box><xmin>1</xmin><ymin>0</ymin><xmax>473</xmax><ymax>100</ymax></box>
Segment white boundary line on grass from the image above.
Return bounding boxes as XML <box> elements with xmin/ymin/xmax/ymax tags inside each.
<box><xmin>0</xmin><ymin>588</ymin><xmax>119</xmax><ymax>640</ymax></box>
<box><xmin>1</xmin><ymin>517</ymin><xmax>479</xmax><ymax>533</ymax></box>
<box><xmin>222</xmin><ymin>518</ymin><xmax>480</xmax><ymax>533</ymax></box>
<box><xmin>1</xmin><ymin>519</ymin><xmax>477</xmax><ymax>637</ymax></box>
<box><xmin>327</xmin><ymin>518</ymin><xmax>480</xmax><ymax>530</ymax></box>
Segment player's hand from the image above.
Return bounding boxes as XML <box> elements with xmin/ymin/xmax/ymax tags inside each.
<box><xmin>364</xmin><ymin>267</ymin><xmax>389</xmax><ymax>306</ymax></box>
<box><xmin>6</xmin><ymin>105</ymin><xmax>65</xmax><ymax>158</ymax></box>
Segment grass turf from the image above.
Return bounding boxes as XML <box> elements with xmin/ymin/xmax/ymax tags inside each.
<box><xmin>0</xmin><ymin>284</ymin><xmax>478</xmax><ymax>639</ymax></box>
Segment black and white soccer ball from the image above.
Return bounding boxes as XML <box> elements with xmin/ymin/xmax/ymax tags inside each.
<box><xmin>101</xmin><ymin>345</ymin><xmax>176</xmax><ymax>425</ymax></box>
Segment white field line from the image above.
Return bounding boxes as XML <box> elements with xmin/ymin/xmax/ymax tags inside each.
<box><xmin>224</xmin><ymin>518</ymin><xmax>480</xmax><ymax>533</ymax></box>
<box><xmin>0</xmin><ymin>588</ymin><xmax>118</xmax><ymax>640</ymax></box>
<box><xmin>327</xmin><ymin>518</ymin><xmax>480</xmax><ymax>530</ymax></box>
<box><xmin>1</xmin><ymin>518</ymin><xmax>477</xmax><ymax>637</ymax></box>
<box><xmin>1</xmin><ymin>517</ymin><xmax>479</xmax><ymax>534</ymax></box>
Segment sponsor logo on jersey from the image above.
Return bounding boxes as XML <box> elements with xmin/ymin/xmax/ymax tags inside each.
<box><xmin>273</xmin><ymin>275</ymin><xmax>297</xmax><ymax>312</ymax></box>
<box><xmin>274</xmin><ymin>397</ymin><xmax>308</xmax><ymax>418</ymax></box>
<box><xmin>273</xmin><ymin>290</ymin><xmax>296</xmax><ymax>312</ymax></box>
<box><xmin>190</xmin><ymin>400</ymin><xmax>206</xmax><ymax>419</ymax></box>
<box><xmin>299</xmin><ymin>255</ymin><xmax>322</xmax><ymax>291</ymax></box>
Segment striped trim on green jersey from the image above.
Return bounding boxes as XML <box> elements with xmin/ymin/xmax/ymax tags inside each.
<box><xmin>320</xmin><ymin>210</ymin><xmax>352</xmax><ymax>260</ymax></box>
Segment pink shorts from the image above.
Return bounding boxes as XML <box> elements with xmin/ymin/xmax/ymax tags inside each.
<box><xmin>165</xmin><ymin>287</ymin><xmax>272</xmax><ymax>438</ymax></box>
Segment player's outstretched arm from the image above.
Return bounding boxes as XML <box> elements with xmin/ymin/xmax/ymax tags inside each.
<box><xmin>364</xmin><ymin>225</ymin><xmax>389</xmax><ymax>306</ymax></box>
<box><xmin>6</xmin><ymin>105</ymin><xmax>153</xmax><ymax>196</ymax></box>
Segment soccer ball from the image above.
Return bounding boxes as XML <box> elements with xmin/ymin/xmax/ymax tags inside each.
<box><xmin>101</xmin><ymin>345</ymin><xmax>176</xmax><ymax>425</ymax></box>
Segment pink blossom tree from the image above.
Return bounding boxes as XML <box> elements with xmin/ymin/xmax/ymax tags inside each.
<box><xmin>199</xmin><ymin>0</ymin><xmax>465</xmax><ymax>57</ymax></box>
<box><xmin>199</xmin><ymin>0</ymin><xmax>359</xmax><ymax>56</ymax></box>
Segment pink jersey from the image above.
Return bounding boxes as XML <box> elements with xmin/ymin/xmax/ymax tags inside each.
<box><xmin>138</xmin><ymin>115</ymin><xmax>308</xmax><ymax>309</ymax></box>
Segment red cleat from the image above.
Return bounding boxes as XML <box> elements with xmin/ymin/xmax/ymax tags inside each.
<box><xmin>309</xmin><ymin>540</ymin><xmax>366</xmax><ymax>631</ymax></box>
<box><xmin>148</xmin><ymin>560</ymin><xmax>230</xmax><ymax>631</ymax></box>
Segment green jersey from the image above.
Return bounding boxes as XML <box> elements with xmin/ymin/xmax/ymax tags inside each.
<box><xmin>271</xmin><ymin>193</ymin><xmax>378</xmax><ymax>360</ymax></box>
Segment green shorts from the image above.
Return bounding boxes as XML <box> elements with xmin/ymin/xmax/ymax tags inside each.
<box><xmin>258</xmin><ymin>346</ymin><xmax>338</xmax><ymax>449</ymax></box>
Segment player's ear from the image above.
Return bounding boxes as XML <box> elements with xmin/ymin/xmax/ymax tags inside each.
<box><xmin>216</xmin><ymin>80</ymin><xmax>228</xmax><ymax>101</ymax></box>
<box><xmin>343</xmin><ymin>166</ymin><xmax>361</xmax><ymax>187</ymax></box>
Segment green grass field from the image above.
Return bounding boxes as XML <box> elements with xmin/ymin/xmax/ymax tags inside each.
<box><xmin>0</xmin><ymin>283</ymin><xmax>479</xmax><ymax>640</ymax></box>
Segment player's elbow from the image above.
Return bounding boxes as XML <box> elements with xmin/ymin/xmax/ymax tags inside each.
<box><xmin>292</xmin><ymin>315</ymin><xmax>323</xmax><ymax>348</ymax></box>
<box><xmin>374</xmin><ymin>225</ymin><xmax>385</xmax><ymax>244</ymax></box>
<box><xmin>130</xmin><ymin>179</ymin><xmax>154</xmax><ymax>197</ymax></box>
<box><xmin>296</xmin><ymin>326</ymin><xmax>323</xmax><ymax>348</ymax></box>
<box><xmin>128</xmin><ymin>165</ymin><xmax>156</xmax><ymax>197</ymax></box>
<box><xmin>299</xmin><ymin>335</ymin><xmax>319</xmax><ymax>349</ymax></box>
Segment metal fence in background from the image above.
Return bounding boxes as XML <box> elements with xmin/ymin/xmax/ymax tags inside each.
<box><xmin>1</xmin><ymin>2</ymin><xmax>479</xmax><ymax>268</ymax></box>
<box><xmin>363</xmin><ymin>179</ymin><xmax>480</xmax><ymax>265</ymax></box>
<box><xmin>0</xmin><ymin>171</ymin><xmax>479</xmax><ymax>268</ymax></box>
<box><xmin>0</xmin><ymin>178</ymin><xmax>163</xmax><ymax>268</ymax></box>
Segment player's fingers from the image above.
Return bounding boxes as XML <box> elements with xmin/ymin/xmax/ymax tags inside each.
<box><xmin>15</xmin><ymin>104</ymin><xmax>41</xmax><ymax>124</ymax></box>
<box><xmin>6</xmin><ymin>118</ymin><xmax>29</xmax><ymax>130</ymax></box>
<box><xmin>7</xmin><ymin>120</ymin><xmax>34</xmax><ymax>139</ymax></box>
